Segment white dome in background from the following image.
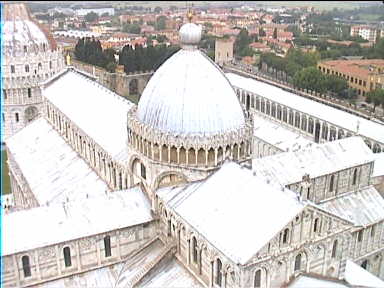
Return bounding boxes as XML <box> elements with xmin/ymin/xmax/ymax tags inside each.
<box><xmin>179</xmin><ymin>23</ymin><xmax>202</xmax><ymax>46</ymax></box>
<box><xmin>2</xmin><ymin>20</ymin><xmax>50</xmax><ymax>56</ymax></box>
<box><xmin>136</xmin><ymin>22</ymin><xmax>245</xmax><ymax>136</ymax></box>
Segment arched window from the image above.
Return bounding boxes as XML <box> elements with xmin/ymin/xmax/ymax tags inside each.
<box><xmin>215</xmin><ymin>258</ymin><xmax>222</xmax><ymax>287</ymax></box>
<box><xmin>358</xmin><ymin>230</ymin><xmax>363</xmax><ymax>242</ymax></box>
<box><xmin>329</xmin><ymin>175</ymin><xmax>335</xmax><ymax>192</ymax></box>
<box><xmin>49</xmin><ymin>61</ymin><xmax>52</xmax><ymax>69</ymax></box>
<box><xmin>294</xmin><ymin>254</ymin><xmax>302</xmax><ymax>271</ymax></box>
<box><xmin>22</xmin><ymin>255</ymin><xmax>31</xmax><ymax>277</ymax></box>
<box><xmin>104</xmin><ymin>236</ymin><xmax>111</xmax><ymax>257</ymax></box>
<box><xmin>313</xmin><ymin>218</ymin><xmax>320</xmax><ymax>233</ymax></box>
<box><xmin>11</xmin><ymin>65</ymin><xmax>15</xmax><ymax>73</ymax></box>
<box><xmin>332</xmin><ymin>240</ymin><xmax>338</xmax><ymax>258</ymax></box>
<box><xmin>15</xmin><ymin>113</ymin><xmax>19</xmax><ymax>123</ymax></box>
<box><xmin>63</xmin><ymin>246</ymin><xmax>72</xmax><ymax>267</ymax></box>
<box><xmin>289</xmin><ymin>110</ymin><xmax>294</xmax><ymax>125</ymax></box>
<box><xmin>254</xmin><ymin>269</ymin><xmax>261</xmax><ymax>288</ymax></box>
<box><xmin>38</xmin><ymin>63</ymin><xmax>42</xmax><ymax>70</ymax></box>
<box><xmin>25</xmin><ymin>65</ymin><xmax>29</xmax><ymax>72</ymax></box>
<box><xmin>28</xmin><ymin>88</ymin><xmax>32</xmax><ymax>98</ymax></box>
<box><xmin>192</xmin><ymin>236</ymin><xmax>198</xmax><ymax>263</ymax></box>
<box><xmin>352</xmin><ymin>169</ymin><xmax>358</xmax><ymax>185</ymax></box>
<box><xmin>282</xmin><ymin>228</ymin><xmax>289</xmax><ymax>244</ymax></box>
<box><xmin>140</xmin><ymin>163</ymin><xmax>146</xmax><ymax>179</ymax></box>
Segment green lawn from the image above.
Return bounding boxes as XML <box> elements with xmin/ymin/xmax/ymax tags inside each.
<box><xmin>2</xmin><ymin>150</ymin><xmax>11</xmax><ymax>195</ymax></box>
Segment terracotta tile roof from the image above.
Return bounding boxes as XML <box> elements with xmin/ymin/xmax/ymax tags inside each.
<box><xmin>319</xmin><ymin>59</ymin><xmax>384</xmax><ymax>78</ymax></box>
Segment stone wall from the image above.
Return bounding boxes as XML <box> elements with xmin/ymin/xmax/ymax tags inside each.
<box><xmin>2</xmin><ymin>221</ymin><xmax>156</xmax><ymax>288</ymax></box>
<box><xmin>71</xmin><ymin>59</ymin><xmax>153</xmax><ymax>101</ymax></box>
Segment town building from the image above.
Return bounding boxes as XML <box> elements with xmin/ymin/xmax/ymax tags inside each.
<box><xmin>350</xmin><ymin>25</ymin><xmax>377</xmax><ymax>43</ymax></box>
<box><xmin>317</xmin><ymin>59</ymin><xmax>384</xmax><ymax>98</ymax></box>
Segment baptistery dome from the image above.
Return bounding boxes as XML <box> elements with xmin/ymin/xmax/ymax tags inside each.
<box><xmin>136</xmin><ymin>23</ymin><xmax>246</xmax><ymax>136</ymax></box>
<box><xmin>3</xmin><ymin>20</ymin><xmax>50</xmax><ymax>57</ymax></box>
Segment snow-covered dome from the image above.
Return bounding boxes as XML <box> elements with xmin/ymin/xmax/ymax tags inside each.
<box><xmin>137</xmin><ymin>23</ymin><xmax>245</xmax><ymax>136</ymax></box>
<box><xmin>2</xmin><ymin>20</ymin><xmax>50</xmax><ymax>56</ymax></box>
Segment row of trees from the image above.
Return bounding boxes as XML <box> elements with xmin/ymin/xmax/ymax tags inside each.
<box><xmin>367</xmin><ymin>89</ymin><xmax>384</xmax><ymax>113</ymax></box>
<box><xmin>74</xmin><ymin>38</ymin><xmax>116</xmax><ymax>72</ymax></box>
<box><xmin>119</xmin><ymin>44</ymin><xmax>179</xmax><ymax>73</ymax></box>
<box><xmin>292</xmin><ymin>66</ymin><xmax>354</xmax><ymax>98</ymax></box>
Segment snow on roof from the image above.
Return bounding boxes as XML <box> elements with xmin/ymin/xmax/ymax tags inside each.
<box><xmin>43</xmin><ymin>69</ymin><xmax>133</xmax><ymax>162</ymax></box>
<box><xmin>253</xmin><ymin>114</ymin><xmax>313</xmax><ymax>152</ymax></box>
<box><xmin>226</xmin><ymin>72</ymin><xmax>384</xmax><ymax>145</ymax></box>
<box><xmin>344</xmin><ymin>260</ymin><xmax>384</xmax><ymax>288</ymax></box>
<box><xmin>157</xmin><ymin>162</ymin><xmax>306</xmax><ymax>265</ymax></box>
<box><xmin>319</xmin><ymin>186</ymin><xmax>384</xmax><ymax>226</ymax></box>
<box><xmin>289</xmin><ymin>274</ymin><xmax>348</xmax><ymax>288</ymax></box>
<box><xmin>373</xmin><ymin>152</ymin><xmax>384</xmax><ymax>178</ymax></box>
<box><xmin>6</xmin><ymin>117</ymin><xmax>109</xmax><ymax>206</ymax></box>
<box><xmin>141</xmin><ymin>258</ymin><xmax>203</xmax><ymax>288</ymax></box>
<box><xmin>3</xmin><ymin>187</ymin><xmax>153</xmax><ymax>256</ymax></box>
<box><xmin>252</xmin><ymin>137</ymin><xmax>374</xmax><ymax>188</ymax></box>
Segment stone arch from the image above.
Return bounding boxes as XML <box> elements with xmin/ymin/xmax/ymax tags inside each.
<box><xmin>373</xmin><ymin>143</ymin><xmax>381</xmax><ymax>153</ymax></box>
<box><xmin>207</xmin><ymin>148</ymin><xmax>215</xmax><ymax>165</ymax></box>
<box><xmin>170</xmin><ymin>146</ymin><xmax>178</xmax><ymax>163</ymax></box>
<box><xmin>129</xmin><ymin>78</ymin><xmax>138</xmax><ymax>95</ymax></box>
<box><xmin>365</xmin><ymin>140</ymin><xmax>372</xmax><ymax>149</ymax></box>
<box><xmin>25</xmin><ymin>106</ymin><xmax>38</xmax><ymax>123</ymax></box>
<box><xmin>197</xmin><ymin>148</ymin><xmax>205</xmax><ymax>165</ymax></box>
<box><xmin>161</xmin><ymin>144</ymin><xmax>169</xmax><ymax>162</ymax></box>
<box><xmin>233</xmin><ymin>143</ymin><xmax>239</xmax><ymax>160</ymax></box>
<box><xmin>153</xmin><ymin>143</ymin><xmax>160</xmax><ymax>160</ymax></box>
<box><xmin>188</xmin><ymin>148</ymin><xmax>196</xmax><ymax>165</ymax></box>
<box><xmin>179</xmin><ymin>147</ymin><xmax>186</xmax><ymax>164</ymax></box>
<box><xmin>155</xmin><ymin>171</ymin><xmax>187</xmax><ymax>189</ymax></box>
<box><xmin>217</xmin><ymin>147</ymin><xmax>224</xmax><ymax>164</ymax></box>
<box><xmin>254</xmin><ymin>267</ymin><xmax>268</xmax><ymax>288</ymax></box>
<box><xmin>338</xmin><ymin>129</ymin><xmax>344</xmax><ymax>139</ymax></box>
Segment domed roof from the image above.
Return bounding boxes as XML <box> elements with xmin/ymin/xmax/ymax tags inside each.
<box><xmin>3</xmin><ymin>20</ymin><xmax>49</xmax><ymax>56</ymax></box>
<box><xmin>2</xmin><ymin>4</ymin><xmax>51</xmax><ymax>56</ymax></box>
<box><xmin>137</xmin><ymin>24</ymin><xmax>245</xmax><ymax>136</ymax></box>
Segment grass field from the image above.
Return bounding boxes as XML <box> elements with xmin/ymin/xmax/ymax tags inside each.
<box><xmin>1</xmin><ymin>150</ymin><xmax>11</xmax><ymax>195</ymax></box>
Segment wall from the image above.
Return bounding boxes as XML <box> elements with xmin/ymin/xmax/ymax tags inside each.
<box><xmin>2</xmin><ymin>221</ymin><xmax>156</xmax><ymax>288</ymax></box>
<box><xmin>71</xmin><ymin>59</ymin><xmax>153</xmax><ymax>101</ymax></box>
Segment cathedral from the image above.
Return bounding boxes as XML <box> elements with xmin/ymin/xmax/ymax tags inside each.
<box><xmin>2</xmin><ymin>4</ymin><xmax>384</xmax><ymax>288</ymax></box>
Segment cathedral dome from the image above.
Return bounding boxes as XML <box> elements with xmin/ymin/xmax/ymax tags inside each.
<box><xmin>136</xmin><ymin>23</ymin><xmax>245</xmax><ymax>136</ymax></box>
<box><xmin>3</xmin><ymin>20</ymin><xmax>50</xmax><ymax>56</ymax></box>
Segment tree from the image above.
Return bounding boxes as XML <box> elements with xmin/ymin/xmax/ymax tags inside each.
<box><xmin>293</xmin><ymin>66</ymin><xmax>326</xmax><ymax>94</ymax></box>
<box><xmin>324</xmin><ymin>75</ymin><xmax>348</xmax><ymax>96</ymax></box>
<box><xmin>84</xmin><ymin>12</ymin><xmax>98</xmax><ymax>23</ymax></box>
<box><xmin>366</xmin><ymin>89</ymin><xmax>384</xmax><ymax>113</ymax></box>
<box><xmin>123</xmin><ymin>23</ymin><xmax>141</xmax><ymax>34</ymax></box>
<box><xmin>155</xmin><ymin>15</ymin><xmax>167</xmax><ymax>31</ymax></box>
<box><xmin>234</xmin><ymin>28</ymin><xmax>251</xmax><ymax>56</ymax></box>
<box><xmin>154</xmin><ymin>6</ymin><xmax>163</xmax><ymax>14</ymax></box>
<box><xmin>273</xmin><ymin>28</ymin><xmax>278</xmax><ymax>39</ymax></box>
<box><xmin>259</xmin><ymin>27</ymin><xmax>266</xmax><ymax>37</ymax></box>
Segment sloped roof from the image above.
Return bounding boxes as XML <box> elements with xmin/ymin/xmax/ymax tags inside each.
<box><xmin>3</xmin><ymin>187</ymin><xmax>153</xmax><ymax>256</ymax></box>
<box><xmin>6</xmin><ymin>117</ymin><xmax>110</xmax><ymax>206</ymax></box>
<box><xmin>252</xmin><ymin>137</ymin><xmax>374</xmax><ymax>188</ymax></box>
<box><xmin>253</xmin><ymin>114</ymin><xmax>313</xmax><ymax>152</ymax></box>
<box><xmin>226</xmin><ymin>72</ymin><xmax>384</xmax><ymax>145</ymax></box>
<box><xmin>157</xmin><ymin>162</ymin><xmax>306</xmax><ymax>265</ymax></box>
<box><xmin>319</xmin><ymin>186</ymin><xmax>384</xmax><ymax>226</ymax></box>
<box><xmin>42</xmin><ymin>69</ymin><xmax>133</xmax><ymax>162</ymax></box>
<box><xmin>344</xmin><ymin>260</ymin><xmax>384</xmax><ymax>288</ymax></box>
